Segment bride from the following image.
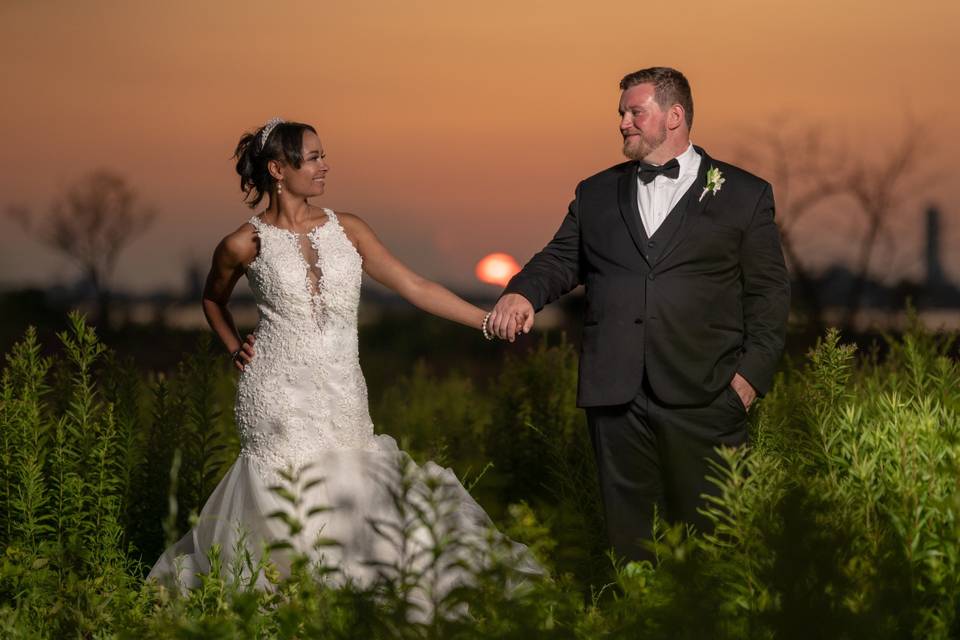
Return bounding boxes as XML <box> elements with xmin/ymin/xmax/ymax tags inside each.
<box><xmin>147</xmin><ymin>118</ymin><xmax>540</xmax><ymax>604</ymax></box>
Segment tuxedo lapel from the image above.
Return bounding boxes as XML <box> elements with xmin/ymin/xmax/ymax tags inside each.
<box><xmin>655</xmin><ymin>146</ymin><xmax>712</xmax><ymax>266</ymax></box>
<box><xmin>616</xmin><ymin>163</ymin><xmax>651</xmax><ymax>265</ymax></box>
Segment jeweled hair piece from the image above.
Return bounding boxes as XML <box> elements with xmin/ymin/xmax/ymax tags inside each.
<box><xmin>258</xmin><ymin>117</ymin><xmax>285</xmax><ymax>152</ymax></box>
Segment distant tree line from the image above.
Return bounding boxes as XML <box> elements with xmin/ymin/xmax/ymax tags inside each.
<box><xmin>3</xmin><ymin>120</ymin><xmax>939</xmax><ymax>335</ymax></box>
<box><xmin>737</xmin><ymin>119</ymin><xmax>937</xmax><ymax>336</ymax></box>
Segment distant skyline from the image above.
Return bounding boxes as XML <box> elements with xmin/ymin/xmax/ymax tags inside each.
<box><xmin>1</xmin><ymin>0</ymin><xmax>958</xmax><ymax>295</ymax></box>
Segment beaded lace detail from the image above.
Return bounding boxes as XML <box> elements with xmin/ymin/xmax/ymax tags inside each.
<box><xmin>237</xmin><ymin>208</ymin><xmax>378</xmax><ymax>483</ymax></box>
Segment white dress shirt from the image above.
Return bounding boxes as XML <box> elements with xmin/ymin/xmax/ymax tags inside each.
<box><xmin>637</xmin><ymin>143</ymin><xmax>701</xmax><ymax>237</ymax></box>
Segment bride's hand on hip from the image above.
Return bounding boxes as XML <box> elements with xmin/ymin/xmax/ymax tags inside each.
<box><xmin>232</xmin><ymin>333</ymin><xmax>256</xmax><ymax>371</ymax></box>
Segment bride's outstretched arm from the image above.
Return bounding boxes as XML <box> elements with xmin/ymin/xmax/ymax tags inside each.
<box><xmin>338</xmin><ymin>212</ymin><xmax>486</xmax><ymax>331</ymax></box>
<box><xmin>202</xmin><ymin>225</ymin><xmax>258</xmax><ymax>370</ymax></box>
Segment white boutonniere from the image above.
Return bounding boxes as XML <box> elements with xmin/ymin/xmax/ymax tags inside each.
<box><xmin>699</xmin><ymin>166</ymin><xmax>725</xmax><ymax>202</ymax></box>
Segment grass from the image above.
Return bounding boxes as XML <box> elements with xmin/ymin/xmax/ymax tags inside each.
<box><xmin>0</xmin><ymin>311</ymin><xmax>958</xmax><ymax>638</ymax></box>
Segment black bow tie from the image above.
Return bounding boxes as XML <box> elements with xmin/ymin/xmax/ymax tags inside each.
<box><xmin>638</xmin><ymin>158</ymin><xmax>680</xmax><ymax>184</ymax></box>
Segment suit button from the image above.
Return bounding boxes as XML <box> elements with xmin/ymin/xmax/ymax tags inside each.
<box><xmin>635</xmin><ymin>318</ymin><xmax>644</xmax><ymax>324</ymax></box>
<box><xmin>648</xmin><ymin>273</ymin><xmax>656</xmax><ymax>281</ymax></box>
<box><xmin>647</xmin><ymin>240</ymin><xmax>655</xmax><ymax>247</ymax></box>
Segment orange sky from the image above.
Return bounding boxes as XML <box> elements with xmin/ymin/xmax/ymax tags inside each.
<box><xmin>1</xmin><ymin>0</ymin><xmax>958</xmax><ymax>295</ymax></box>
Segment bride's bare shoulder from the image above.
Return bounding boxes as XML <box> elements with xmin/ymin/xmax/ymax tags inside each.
<box><xmin>217</xmin><ymin>219</ymin><xmax>259</xmax><ymax>265</ymax></box>
<box><xmin>331</xmin><ymin>211</ymin><xmax>375</xmax><ymax>253</ymax></box>
<box><xmin>333</xmin><ymin>211</ymin><xmax>373</xmax><ymax>235</ymax></box>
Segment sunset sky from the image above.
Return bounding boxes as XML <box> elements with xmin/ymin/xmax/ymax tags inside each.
<box><xmin>1</xmin><ymin>0</ymin><xmax>957</xmax><ymax>295</ymax></box>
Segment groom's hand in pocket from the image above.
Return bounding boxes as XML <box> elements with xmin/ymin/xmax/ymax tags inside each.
<box><xmin>489</xmin><ymin>294</ymin><xmax>535</xmax><ymax>342</ymax></box>
<box><xmin>730</xmin><ymin>372</ymin><xmax>757</xmax><ymax>411</ymax></box>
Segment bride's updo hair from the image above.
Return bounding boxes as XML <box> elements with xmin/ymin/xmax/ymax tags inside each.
<box><xmin>234</xmin><ymin>120</ymin><xmax>318</xmax><ymax>208</ymax></box>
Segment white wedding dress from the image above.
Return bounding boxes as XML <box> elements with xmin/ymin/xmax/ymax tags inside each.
<box><xmin>148</xmin><ymin>209</ymin><xmax>541</xmax><ymax>605</ymax></box>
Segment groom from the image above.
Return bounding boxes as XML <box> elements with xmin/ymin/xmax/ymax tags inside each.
<box><xmin>488</xmin><ymin>67</ymin><xmax>790</xmax><ymax>561</ymax></box>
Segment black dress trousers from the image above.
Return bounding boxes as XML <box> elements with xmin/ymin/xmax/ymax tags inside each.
<box><xmin>586</xmin><ymin>376</ymin><xmax>749</xmax><ymax>562</ymax></box>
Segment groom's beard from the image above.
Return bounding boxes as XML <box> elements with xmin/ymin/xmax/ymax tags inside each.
<box><xmin>622</xmin><ymin>123</ymin><xmax>668</xmax><ymax>161</ymax></box>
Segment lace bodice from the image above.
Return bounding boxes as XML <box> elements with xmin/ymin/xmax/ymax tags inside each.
<box><xmin>236</xmin><ymin>208</ymin><xmax>379</xmax><ymax>481</ymax></box>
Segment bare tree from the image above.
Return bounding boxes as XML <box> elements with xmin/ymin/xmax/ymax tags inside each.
<box><xmin>737</xmin><ymin>118</ymin><xmax>850</xmax><ymax>334</ymax></box>
<box><xmin>841</xmin><ymin>127</ymin><xmax>934</xmax><ymax>328</ymax></box>
<box><xmin>739</xmin><ymin>118</ymin><xmax>936</xmax><ymax>333</ymax></box>
<box><xmin>7</xmin><ymin>170</ymin><xmax>155</xmax><ymax>328</ymax></box>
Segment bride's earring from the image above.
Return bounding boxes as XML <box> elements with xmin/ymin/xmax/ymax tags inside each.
<box><xmin>277</xmin><ymin>181</ymin><xmax>283</xmax><ymax>195</ymax></box>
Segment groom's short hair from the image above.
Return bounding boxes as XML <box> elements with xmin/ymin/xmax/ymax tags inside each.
<box><xmin>620</xmin><ymin>67</ymin><xmax>694</xmax><ymax>130</ymax></box>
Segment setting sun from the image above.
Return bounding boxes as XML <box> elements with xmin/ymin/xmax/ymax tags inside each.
<box><xmin>475</xmin><ymin>252</ymin><xmax>521</xmax><ymax>287</ymax></box>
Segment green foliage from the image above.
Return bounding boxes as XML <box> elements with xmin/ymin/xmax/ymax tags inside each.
<box><xmin>177</xmin><ymin>333</ymin><xmax>237</xmax><ymax>525</ymax></box>
<box><xmin>1</xmin><ymin>314</ymin><xmax>959</xmax><ymax>638</ymax></box>
<box><xmin>0</xmin><ymin>312</ymin><xmax>236</xmax><ymax>635</ymax></box>
<box><xmin>485</xmin><ymin>335</ymin><xmax>584</xmax><ymax>504</ymax></box>
<box><xmin>485</xmin><ymin>336</ymin><xmax>608</xmax><ymax>586</ymax></box>
<box><xmin>0</xmin><ymin>313</ymin><xmax>141</xmax><ymax>635</ymax></box>
<box><xmin>1</xmin><ymin>326</ymin><xmax>53</xmax><ymax>551</ymax></box>
<box><xmin>373</xmin><ymin>361</ymin><xmax>491</xmax><ymax>475</ymax></box>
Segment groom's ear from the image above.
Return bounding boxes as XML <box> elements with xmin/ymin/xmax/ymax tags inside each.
<box><xmin>666</xmin><ymin>104</ymin><xmax>685</xmax><ymax>131</ymax></box>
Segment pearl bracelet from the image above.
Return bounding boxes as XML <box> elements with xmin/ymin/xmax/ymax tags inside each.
<box><xmin>481</xmin><ymin>311</ymin><xmax>494</xmax><ymax>341</ymax></box>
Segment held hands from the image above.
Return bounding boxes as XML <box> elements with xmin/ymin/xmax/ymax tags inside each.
<box><xmin>232</xmin><ymin>333</ymin><xmax>256</xmax><ymax>372</ymax></box>
<box><xmin>730</xmin><ymin>372</ymin><xmax>757</xmax><ymax>411</ymax></box>
<box><xmin>487</xmin><ymin>294</ymin><xmax>535</xmax><ymax>342</ymax></box>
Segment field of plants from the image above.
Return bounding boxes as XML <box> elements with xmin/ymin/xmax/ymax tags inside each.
<box><xmin>1</xmin><ymin>312</ymin><xmax>959</xmax><ymax>638</ymax></box>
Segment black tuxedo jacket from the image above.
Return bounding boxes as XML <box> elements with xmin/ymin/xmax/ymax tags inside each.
<box><xmin>504</xmin><ymin>146</ymin><xmax>790</xmax><ymax>407</ymax></box>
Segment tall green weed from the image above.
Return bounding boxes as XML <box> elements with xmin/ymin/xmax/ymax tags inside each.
<box><xmin>1</xmin><ymin>314</ymin><xmax>959</xmax><ymax>638</ymax></box>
